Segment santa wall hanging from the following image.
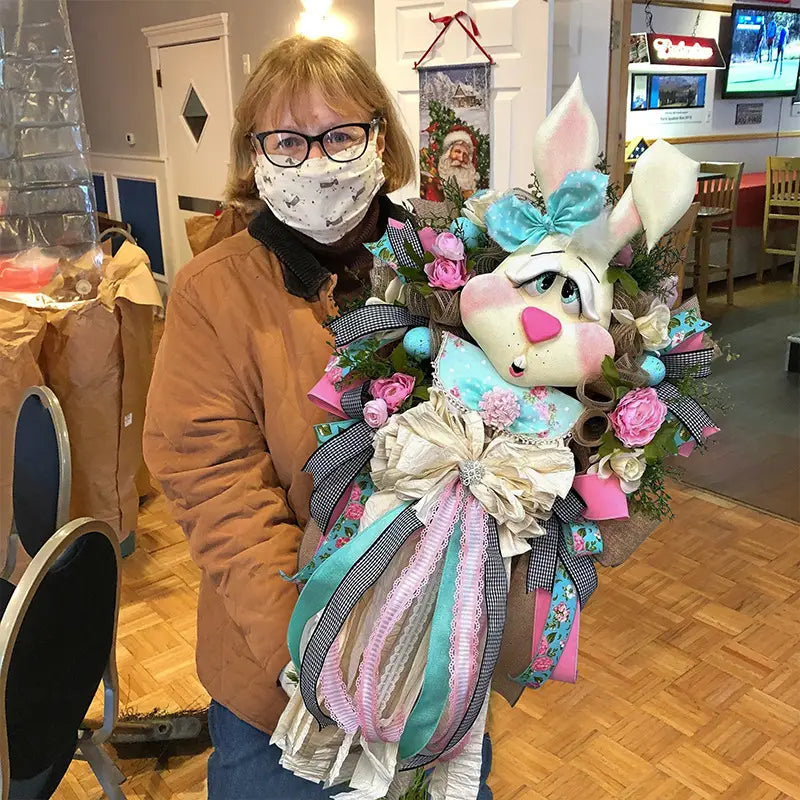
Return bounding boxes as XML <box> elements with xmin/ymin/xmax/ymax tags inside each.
<box><xmin>416</xmin><ymin>12</ymin><xmax>494</xmax><ymax>202</ymax></box>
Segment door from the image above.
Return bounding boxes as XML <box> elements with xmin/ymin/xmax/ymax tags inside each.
<box><xmin>158</xmin><ymin>37</ymin><xmax>233</xmax><ymax>271</ymax></box>
<box><xmin>551</xmin><ymin>0</ymin><xmax>612</xmax><ymax>144</ymax></box>
<box><xmin>375</xmin><ymin>0</ymin><xmax>551</xmax><ymax>197</ymax></box>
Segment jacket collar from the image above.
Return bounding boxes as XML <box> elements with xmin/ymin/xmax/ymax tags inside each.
<box><xmin>247</xmin><ymin>195</ymin><xmax>409</xmax><ymax>300</ymax></box>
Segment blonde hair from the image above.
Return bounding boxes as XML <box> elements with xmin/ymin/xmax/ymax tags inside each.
<box><xmin>226</xmin><ymin>35</ymin><xmax>416</xmax><ymax>216</ymax></box>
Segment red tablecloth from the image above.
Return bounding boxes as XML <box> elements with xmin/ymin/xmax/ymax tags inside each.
<box><xmin>736</xmin><ymin>172</ymin><xmax>766</xmax><ymax>228</ymax></box>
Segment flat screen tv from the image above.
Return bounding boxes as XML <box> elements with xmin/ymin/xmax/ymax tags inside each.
<box><xmin>630</xmin><ymin>74</ymin><xmax>707</xmax><ymax>111</ymax></box>
<box><xmin>723</xmin><ymin>4</ymin><xmax>800</xmax><ymax>98</ymax></box>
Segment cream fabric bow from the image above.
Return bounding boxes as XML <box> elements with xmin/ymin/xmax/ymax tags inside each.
<box><xmin>370</xmin><ymin>390</ymin><xmax>575</xmax><ymax>550</ymax></box>
<box><xmin>611</xmin><ymin>298</ymin><xmax>672</xmax><ymax>351</ymax></box>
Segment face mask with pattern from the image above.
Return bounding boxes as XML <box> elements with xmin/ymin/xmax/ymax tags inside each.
<box><xmin>254</xmin><ymin>138</ymin><xmax>386</xmax><ymax>244</ymax></box>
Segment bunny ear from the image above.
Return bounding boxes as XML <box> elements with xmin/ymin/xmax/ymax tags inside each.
<box><xmin>606</xmin><ymin>187</ymin><xmax>642</xmax><ymax>257</ymax></box>
<box><xmin>631</xmin><ymin>140</ymin><xmax>699</xmax><ymax>250</ymax></box>
<box><xmin>532</xmin><ymin>76</ymin><xmax>599</xmax><ymax>201</ymax></box>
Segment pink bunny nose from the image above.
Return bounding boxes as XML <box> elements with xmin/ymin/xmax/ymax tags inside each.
<box><xmin>522</xmin><ymin>307</ymin><xmax>562</xmax><ymax>343</ymax></box>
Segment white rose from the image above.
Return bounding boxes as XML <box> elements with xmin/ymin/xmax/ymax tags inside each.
<box><xmin>462</xmin><ymin>189</ymin><xmax>502</xmax><ymax>230</ymax></box>
<box><xmin>611</xmin><ymin>299</ymin><xmax>672</xmax><ymax>352</ymax></box>
<box><xmin>590</xmin><ymin>448</ymin><xmax>646</xmax><ymax>493</ymax></box>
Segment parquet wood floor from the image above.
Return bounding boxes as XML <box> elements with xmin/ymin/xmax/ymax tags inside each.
<box><xmin>54</xmin><ymin>484</ymin><xmax>800</xmax><ymax>799</ymax></box>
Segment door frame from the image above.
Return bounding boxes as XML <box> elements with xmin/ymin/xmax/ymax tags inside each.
<box><xmin>142</xmin><ymin>13</ymin><xmax>234</xmax><ymax>285</ymax></box>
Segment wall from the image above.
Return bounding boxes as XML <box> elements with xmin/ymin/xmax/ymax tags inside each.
<box><xmin>66</xmin><ymin>0</ymin><xmax>376</xmax><ymax>158</ymax></box>
<box><xmin>628</xmin><ymin>1</ymin><xmax>800</xmax><ymax>171</ymax></box>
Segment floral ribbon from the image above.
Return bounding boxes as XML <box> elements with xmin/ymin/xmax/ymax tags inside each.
<box><xmin>485</xmin><ymin>171</ymin><xmax>609</xmax><ymax>253</ymax></box>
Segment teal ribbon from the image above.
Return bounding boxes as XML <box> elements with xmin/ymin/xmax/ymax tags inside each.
<box><xmin>485</xmin><ymin>170</ymin><xmax>609</xmax><ymax>252</ymax></box>
<box><xmin>287</xmin><ymin>503</ymin><xmax>410</xmax><ymax>671</ymax></box>
<box><xmin>398</xmin><ymin>519</ymin><xmax>464</xmax><ymax>760</ymax></box>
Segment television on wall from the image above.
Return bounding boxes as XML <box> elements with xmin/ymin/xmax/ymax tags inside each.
<box><xmin>723</xmin><ymin>3</ymin><xmax>800</xmax><ymax>98</ymax></box>
<box><xmin>630</xmin><ymin>74</ymin><xmax>707</xmax><ymax>111</ymax></box>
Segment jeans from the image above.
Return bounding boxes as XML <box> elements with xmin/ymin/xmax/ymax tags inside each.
<box><xmin>207</xmin><ymin>701</ymin><xmax>493</xmax><ymax>799</ymax></box>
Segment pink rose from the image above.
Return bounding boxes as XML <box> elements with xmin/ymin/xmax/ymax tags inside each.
<box><xmin>478</xmin><ymin>388</ymin><xmax>521</xmax><ymax>429</ymax></box>
<box><xmin>418</xmin><ymin>227</ymin><xmax>438</xmax><ymax>253</ymax></box>
<box><xmin>431</xmin><ymin>231</ymin><xmax>465</xmax><ymax>262</ymax></box>
<box><xmin>532</xmin><ymin>656</ymin><xmax>553</xmax><ymax>672</ymax></box>
<box><xmin>349</xmin><ymin>486</ymin><xmax>361</xmax><ymax>501</ymax></box>
<box><xmin>609</xmin><ymin>387</ymin><xmax>668</xmax><ymax>448</ymax></box>
<box><xmin>424</xmin><ymin>256</ymin><xmax>467</xmax><ymax>290</ymax></box>
<box><xmin>328</xmin><ymin>366</ymin><xmax>343</xmax><ymax>384</ymax></box>
<box><xmin>530</xmin><ymin>386</ymin><xmax>548</xmax><ymax>400</ymax></box>
<box><xmin>553</xmin><ymin>602</ymin><xmax>570</xmax><ymax>622</ymax></box>
<box><xmin>363</xmin><ymin>398</ymin><xmax>389</xmax><ymax>428</ymax></box>
<box><xmin>572</xmin><ymin>531</ymin><xmax>585</xmax><ymax>553</ymax></box>
<box><xmin>345</xmin><ymin>503</ymin><xmax>364</xmax><ymax>521</ymax></box>
<box><xmin>335</xmin><ymin>537</ymin><xmax>349</xmax><ymax>548</ymax></box>
<box><xmin>613</xmin><ymin>244</ymin><xmax>634</xmax><ymax>268</ymax></box>
<box><xmin>370</xmin><ymin>373</ymin><xmax>416</xmax><ymax>413</ymax></box>
<box><xmin>537</xmin><ymin>636</ymin><xmax>548</xmax><ymax>656</ymax></box>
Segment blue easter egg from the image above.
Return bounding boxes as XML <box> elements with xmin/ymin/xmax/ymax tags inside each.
<box><xmin>450</xmin><ymin>216</ymin><xmax>485</xmax><ymax>251</ymax></box>
<box><xmin>403</xmin><ymin>327</ymin><xmax>432</xmax><ymax>361</ymax></box>
<box><xmin>640</xmin><ymin>354</ymin><xmax>666</xmax><ymax>386</ymax></box>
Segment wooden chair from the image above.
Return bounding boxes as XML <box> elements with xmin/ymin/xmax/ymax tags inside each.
<box><xmin>691</xmin><ymin>161</ymin><xmax>744</xmax><ymax>310</ymax></box>
<box><xmin>758</xmin><ymin>156</ymin><xmax>800</xmax><ymax>286</ymax></box>
<box><xmin>660</xmin><ymin>202</ymin><xmax>700</xmax><ymax>308</ymax></box>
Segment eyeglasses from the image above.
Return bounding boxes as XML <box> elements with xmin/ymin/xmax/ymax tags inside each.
<box><xmin>251</xmin><ymin>119</ymin><xmax>380</xmax><ymax>168</ymax></box>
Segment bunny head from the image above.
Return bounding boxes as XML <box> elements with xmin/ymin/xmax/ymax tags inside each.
<box><xmin>460</xmin><ymin>77</ymin><xmax>699</xmax><ymax>388</ymax></box>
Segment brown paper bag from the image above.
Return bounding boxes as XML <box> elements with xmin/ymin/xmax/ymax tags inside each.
<box><xmin>39</xmin><ymin>242</ymin><xmax>161</xmax><ymax>543</ymax></box>
<box><xmin>0</xmin><ymin>301</ymin><xmax>46</xmax><ymax>566</ymax></box>
<box><xmin>185</xmin><ymin>207</ymin><xmax>250</xmax><ymax>256</ymax></box>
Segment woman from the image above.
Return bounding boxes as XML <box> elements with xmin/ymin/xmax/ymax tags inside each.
<box><xmin>144</xmin><ymin>36</ymin><xmax>492</xmax><ymax>799</ymax></box>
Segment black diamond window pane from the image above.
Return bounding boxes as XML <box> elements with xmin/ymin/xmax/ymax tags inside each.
<box><xmin>182</xmin><ymin>86</ymin><xmax>208</xmax><ymax>143</ymax></box>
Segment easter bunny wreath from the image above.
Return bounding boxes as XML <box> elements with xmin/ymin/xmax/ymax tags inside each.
<box><xmin>272</xmin><ymin>77</ymin><xmax>726</xmax><ymax>800</ymax></box>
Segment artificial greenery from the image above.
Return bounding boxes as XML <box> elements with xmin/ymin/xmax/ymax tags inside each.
<box><xmin>334</xmin><ymin>338</ymin><xmax>393</xmax><ymax>383</ymax></box>
<box><xmin>674</xmin><ymin>372</ymin><xmax>732</xmax><ymax>416</ymax></box>
<box><xmin>380</xmin><ymin>769</ymin><xmax>428</xmax><ymax>800</ymax></box>
<box><xmin>629</xmin><ymin>460</ymin><xmax>678</xmax><ymax>521</ymax></box>
<box><xmin>626</xmin><ymin>234</ymin><xmax>680</xmax><ymax>297</ymax></box>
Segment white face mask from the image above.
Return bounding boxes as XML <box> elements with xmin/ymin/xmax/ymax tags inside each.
<box><xmin>253</xmin><ymin>138</ymin><xmax>385</xmax><ymax>244</ymax></box>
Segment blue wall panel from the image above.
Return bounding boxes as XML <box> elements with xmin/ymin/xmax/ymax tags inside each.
<box><xmin>93</xmin><ymin>173</ymin><xmax>108</xmax><ymax>214</ymax></box>
<box><xmin>117</xmin><ymin>177</ymin><xmax>164</xmax><ymax>275</ymax></box>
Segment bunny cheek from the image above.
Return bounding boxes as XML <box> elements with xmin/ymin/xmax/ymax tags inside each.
<box><xmin>577</xmin><ymin>323</ymin><xmax>615</xmax><ymax>378</ymax></box>
<box><xmin>460</xmin><ymin>274</ymin><xmax>520</xmax><ymax>325</ymax></box>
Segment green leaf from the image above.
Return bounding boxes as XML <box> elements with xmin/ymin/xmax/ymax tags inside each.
<box><xmin>601</xmin><ymin>355</ymin><xmax>621</xmax><ymax>387</ymax></box>
<box><xmin>424</xmin><ymin>251</ymin><xmax>435</xmax><ymax>264</ymax></box>
<box><xmin>390</xmin><ymin>343</ymin><xmax>409</xmax><ymax>373</ymax></box>
<box><xmin>597</xmin><ymin>430</ymin><xmax>625</xmax><ymax>459</ymax></box>
<box><xmin>414</xmin><ymin>283</ymin><xmax>433</xmax><ymax>296</ymax></box>
<box><xmin>404</xmin><ymin>242</ymin><xmax>425</xmax><ymax>269</ymax></box>
<box><xmin>615</xmin><ymin>385</ymin><xmax>629</xmax><ymax>400</ymax></box>
<box><xmin>412</xmin><ymin>386</ymin><xmax>430</xmax><ymax>402</ymax></box>
<box><xmin>607</xmin><ymin>266</ymin><xmax>639</xmax><ymax>296</ymax></box>
<box><xmin>397</xmin><ymin>265</ymin><xmax>426</xmax><ymax>284</ymax></box>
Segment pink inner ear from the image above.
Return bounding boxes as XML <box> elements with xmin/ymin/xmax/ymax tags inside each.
<box><xmin>543</xmin><ymin>103</ymin><xmax>594</xmax><ymax>194</ymax></box>
<box><xmin>607</xmin><ymin>189</ymin><xmax>642</xmax><ymax>254</ymax></box>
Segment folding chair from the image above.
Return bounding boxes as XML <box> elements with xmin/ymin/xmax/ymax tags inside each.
<box><xmin>2</xmin><ymin>388</ymin><xmax>71</xmax><ymax>581</ymax></box>
<box><xmin>0</xmin><ymin>518</ymin><xmax>124</xmax><ymax>799</ymax></box>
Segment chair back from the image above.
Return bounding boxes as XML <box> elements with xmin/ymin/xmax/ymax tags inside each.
<box><xmin>766</xmin><ymin>156</ymin><xmax>800</xmax><ymax>206</ymax></box>
<box><xmin>659</xmin><ymin>202</ymin><xmax>700</xmax><ymax>307</ymax></box>
<box><xmin>0</xmin><ymin>519</ymin><xmax>120</xmax><ymax>799</ymax></box>
<box><xmin>697</xmin><ymin>162</ymin><xmax>744</xmax><ymax>214</ymax></box>
<box><xmin>12</xmin><ymin>388</ymin><xmax>71</xmax><ymax>558</ymax></box>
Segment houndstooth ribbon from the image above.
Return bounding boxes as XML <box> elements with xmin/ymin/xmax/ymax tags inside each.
<box><xmin>661</xmin><ymin>348</ymin><xmax>713</xmax><ymax>380</ymax></box>
<box><xmin>328</xmin><ymin>304</ymin><xmax>428</xmax><ymax>349</ymax></box>
<box><xmin>526</xmin><ymin>490</ymin><xmax>598</xmax><ymax>608</ymax></box>
<box><xmin>386</xmin><ymin>218</ymin><xmax>426</xmax><ymax>269</ymax></box>
<box><xmin>656</xmin><ymin>381</ymin><xmax>715</xmax><ymax>443</ymax></box>
<box><xmin>306</xmin><ymin>384</ymin><xmax>375</xmax><ymax>532</ymax></box>
<box><xmin>299</xmin><ymin>505</ymin><xmax>424</xmax><ymax>728</ymax></box>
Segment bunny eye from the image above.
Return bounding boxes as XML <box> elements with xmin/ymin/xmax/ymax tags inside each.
<box><xmin>560</xmin><ymin>278</ymin><xmax>581</xmax><ymax>316</ymax></box>
<box><xmin>526</xmin><ymin>272</ymin><xmax>558</xmax><ymax>297</ymax></box>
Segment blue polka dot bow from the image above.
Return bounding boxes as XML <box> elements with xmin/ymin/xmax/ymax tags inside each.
<box><xmin>485</xmin><ymin>170</ymin><xmax>609</xmax><ymax>252</ymax></box>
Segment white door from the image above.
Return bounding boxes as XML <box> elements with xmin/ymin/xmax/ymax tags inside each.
<box><xmin>375</xmin><ymin>0</ymin><xmax>551</xmax><ymax>197</ymax></box>
<box><xmin>157</xmin><ymin>37</ymin><xmax>233</xmax><ymax>272</ymax></box>
<box><xmin>551</xmin><ymin>0</ymin><xmax>612</xmax><ymax>145</ymax></box>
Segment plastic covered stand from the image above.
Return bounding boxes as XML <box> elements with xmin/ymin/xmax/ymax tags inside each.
<box><xmin>0</xmin><ymin>0</ymin><xmax>100</xmax><ymax>301</ymax></box>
